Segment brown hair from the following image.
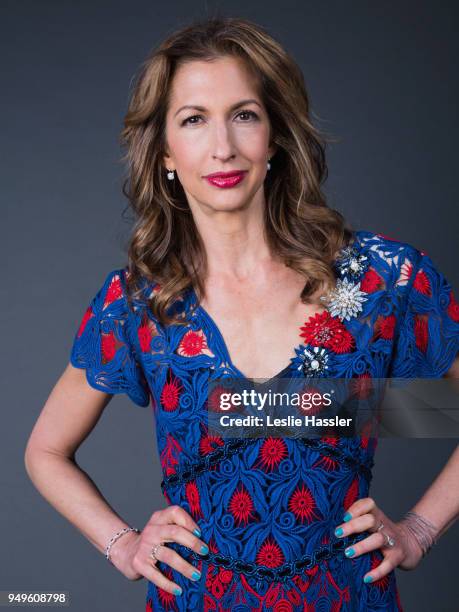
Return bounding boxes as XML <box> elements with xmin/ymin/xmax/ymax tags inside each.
<box><xmin>120</xmin><ymin>16</ymin><xmax>354</xmax><ymax>326</ymax></box>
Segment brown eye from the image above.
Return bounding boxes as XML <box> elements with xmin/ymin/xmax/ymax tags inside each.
<box><xmin>237</xmin><ymin>110</ymin><xmax>258</xmax><ymax>121</ymax></box>
<box><xmin>181</xmin><ymin>115</ymin><xmax>203</xmax><ymax>126</ymax></box>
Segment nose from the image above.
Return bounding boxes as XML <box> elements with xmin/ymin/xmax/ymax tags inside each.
<box><xmin>211</xmin><ymin>121</ymin><xmax>236</xmax><ymax>162</ymax></box>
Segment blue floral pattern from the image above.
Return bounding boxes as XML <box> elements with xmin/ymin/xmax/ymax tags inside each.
<box><xmin>70</xmin><ymin>230</ymin><xmax>459</xmax><ymax>611</ymax></box>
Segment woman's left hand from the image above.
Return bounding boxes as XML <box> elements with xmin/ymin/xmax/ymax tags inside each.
<box><xmin>334</xmin><ymin>497</ymin><xmax>424</xmax><ymax>584</ymax></box>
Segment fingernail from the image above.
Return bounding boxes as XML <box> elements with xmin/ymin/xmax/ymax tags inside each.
<box><xmin>191</xmin><ymin>570</ymin><xmax>201</xmax><ymax>581</ymax></box>
<box><xmin>173</xmin><ymin>586</ymin><xmax>183</xmax><ymax>596</ymax></box>
<box><xmin>343</xmin><ymin>512</ymin><xmax>352</xmax><ymax>522</ymax></box>
<box><xmin>200</xmin><ymin>544</ymin><xmax>209</xmax><ymax>555</ymax></box>
<box><xmin>364</xmin><ymin>575</ymin><xmax>373</xmax><ymax>584</ymax></box>
<box><xmin>193</xmin><ymin>527</ymin><xmax>202</xmax><ymax>537</ymax></box>
<box><xmin>345</xmin><ymin>547</ymin><xmax>355</xmax><ymax>557</ymax></box>
<box><xmin>335</xmin><ymin>527</ymin><xmax>344</xmax><ymax>537</ymax></box>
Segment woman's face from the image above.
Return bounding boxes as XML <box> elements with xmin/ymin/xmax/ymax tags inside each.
<box><xmin>163</xmin><ymin>55</ymin><xmax>276</xmax><ymax>213</ymax></box>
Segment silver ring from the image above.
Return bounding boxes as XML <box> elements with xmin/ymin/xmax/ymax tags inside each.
<box><xmin>376</xmin><ymin>520</ymin><xmax>395</xmax><ymax>547</ymax></box>
<box><xmin>381</xmin><ymin>531</ymin><xmax>396</xmax><ymax>547</ymax></box>
<box><xmin>150</xmin><ymin>543</ymin><xmax>163</xmax><ymax>562</ymax></box>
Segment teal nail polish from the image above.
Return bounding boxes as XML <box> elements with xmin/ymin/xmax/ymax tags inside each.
<box><xmin>193</xmin><ymin>527</ymin><xmax>202</xmax><ymax>537</ymax></box>
<box><xmin>343</xmin><ymin>512</ymin><xmax>352</xmax><ymax>522</ymax></box>
<box><xmin>364</xmin><ymin>575</ymin><xmax>373</xmax><ymax>584</ymax></box>
<box><xmin>173</xmin><ymin>586</ymin><xmax>182</xmax><ymax>596</ymax></box>
<box><xmin>200</xmin><ymin>544</ymin><xmax>209</xmax><ymax>554</ymax></box>
<box><xmin>335</xmin><ymin>527</ymin><xmax>344</xmax><ymax>537</ymax></box>
<box><xmin>345</xmin><ymin>547</ymin><xmax>355</xmax><ymax>558</ymax></box>
<box><xmin>191</xmin><ymin>570</ymin><xmax>201</xmax><ymax>581</ymax></box>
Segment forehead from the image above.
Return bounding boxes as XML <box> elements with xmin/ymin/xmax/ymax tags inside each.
<box><xmin>169</xmin><ymin>56</ymin><xmax>259</xmax><ymax>106</ymax></box>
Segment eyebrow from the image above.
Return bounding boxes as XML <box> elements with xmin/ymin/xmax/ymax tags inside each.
<box><xmin>173</xmin><ymin>98</ymin><xmax>262</xmax><ymax>118</ymax></box>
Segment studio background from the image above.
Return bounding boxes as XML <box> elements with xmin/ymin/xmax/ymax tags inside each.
<box><xmin>2</xmin><ymin>1</ymin><xmax>458</xmax><ymax>610</ymax></box>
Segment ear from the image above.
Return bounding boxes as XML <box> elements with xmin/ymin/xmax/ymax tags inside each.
<box><xmin>163</xmin><ymin>151</ymin><xmax>174</xmax><ymax>170</ymax></box>
<box><xmin>268</xmin><ymin>142</ymin><xmax>278</xmax><ymax>160</ymax></box>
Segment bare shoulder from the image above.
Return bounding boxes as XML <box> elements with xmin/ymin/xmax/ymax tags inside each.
<box><xmin>25</xmin><ymin>362</ymin><xmax>113</xmax><ymax>461</ymax></box>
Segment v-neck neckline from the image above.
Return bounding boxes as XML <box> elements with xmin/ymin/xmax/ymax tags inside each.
<box><xmin>191</xmin><ymin>292</ymin><xmax>298</xmax><ymax>382</ymax></box>
<box><xmin>186</xmin><ymin>231</ymin><xmax>360</xmax><ymax>382</ymax></box>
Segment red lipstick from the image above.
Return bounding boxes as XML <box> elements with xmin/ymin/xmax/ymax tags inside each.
<box><xmin>204</xmin><ymin>170</ymin><xmax>247</xmax><ymax>188</ymax></box>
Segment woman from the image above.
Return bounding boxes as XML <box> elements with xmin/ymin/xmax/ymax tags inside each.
<box><xmin>25</xmin><ymin>17</ymin><xmax>459</xmax><ymax>612</ymax></box>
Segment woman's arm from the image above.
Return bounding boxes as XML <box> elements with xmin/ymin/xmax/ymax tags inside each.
<box><xmin>24</xmin><ymin>364</ymin><xmax>208</xmax><ymax>593</ymax></box>
<box><xmin>24</xmin><ymin>364</ymin><xmax>134</xmax><ymax>570</ymax></box>
<box><xmin>404</xmin><ymin>443</ymin><xmax>459</xmax><ymax>542</ymax></box>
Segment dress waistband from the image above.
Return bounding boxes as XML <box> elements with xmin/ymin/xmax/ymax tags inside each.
<box><xmin>161</xmin><ymin>437</ymin><xmax>374</xmax><ymax>492</ymax></box>
<box><xmin>171</xmin><ymin>531</ymin><xmax>368</xmax><ymax>585</ymax></box>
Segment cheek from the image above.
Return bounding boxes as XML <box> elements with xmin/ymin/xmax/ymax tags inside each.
<box><xmin>234</xmin><ymin>128</ymin><xmax>270</xmax><ymax>161</ymax></box>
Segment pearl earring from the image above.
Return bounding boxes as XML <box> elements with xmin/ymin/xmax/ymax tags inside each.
<box><xmin>267</xmin><ymin>159</ymin><xmax>271</xmax><ymax>171</ymax></box>
<box><xmin>167</xmin><ymin>169</ymin><xmax>175</xmax><ymax>180</ymax></box>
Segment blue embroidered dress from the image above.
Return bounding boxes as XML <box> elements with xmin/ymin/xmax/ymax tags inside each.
<box><xmin>70</xmin><ymin>230</ymin><xmax>459</xmax><ymax>612</ymax></box>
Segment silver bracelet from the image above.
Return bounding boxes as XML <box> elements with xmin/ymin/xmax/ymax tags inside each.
<box><xmin>105</xmin><ymin>526</ymin><xmax>140</xmax><ymax>564</ymax></box>
<box><xmin>399</xmin><ymin>511</ymin><xmax>439</xmax><ymax>558</ymax></box>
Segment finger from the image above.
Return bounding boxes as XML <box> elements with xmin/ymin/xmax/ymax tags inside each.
<box><xmin>147</xmin><ymin>522</ymin><xmax>208</xmax><ymax>555</ymax></box>
<box><xmin>149</xmin><ymin>505</ymin><xmax>202</xmax><ymax>537</ymax></box>
<box><xmin>334</xmin><ymin>512</ymin><xmax>377</xmax><ymax>538</ymax></box>
<box><xmin>144</xmin><ymin>563</ymin><xmax>184</xmax><ymax>597</ymax></box>
<box><xmin>147</xmin><ymin>506</ymin><xmax>208</xmax><ymax>554</ymax></box>
<box><xmin>153</xmin><ymin>523</ymin><xmax>209</xmax><ymax>556</ymax></box>
<box><xmin>147</xmin><ymin>543</ymin><xmax>203</xmax><ymax>583</ymax></box>
<box><xmin>363</xmin><ymin>554</ymin><xmax>399</xmax><ymax>584</ymax></box>
<box><xmin>343</xmin><ymin>531</ymin><xmax>397</xmax><ymax>559</ymax></box>
<box><xmin>342</xmin><ymin>496</ymin><xmax>377</xmax><ymax>522</ymax></box>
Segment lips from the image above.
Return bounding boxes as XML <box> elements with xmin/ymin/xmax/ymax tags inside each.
<box><xmin>204</xmin><ymin>170</ymin><xmax>247</xmax><ymax>188</ymax></box>
<box><xmin>205</xmin><ymin>171</ymin><xmax>246</xmax><ymax>178</ymax></box>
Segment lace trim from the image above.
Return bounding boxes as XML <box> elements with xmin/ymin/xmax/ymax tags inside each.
<box><xmin>173</xmin><ymin>531</ymin><xmax>367</xmax><ymax>584</ymax></box>
<box><xmin>161</xmin><ymin>438</ymin><xmax>374</xmax><ymax>492</ymax></box>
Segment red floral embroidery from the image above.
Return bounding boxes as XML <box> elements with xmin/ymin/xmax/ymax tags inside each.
<box><xmin>105</xmin><ymin>275</ymin><xmax>123</xmax><ymax>306</ymax></box>
<box><xmin>160</xmin><ymin>433</ymin><xmax>182</xmax><ymax>477</ymax></box>
<box><xmin>254</xmin><ymin>437</ymin><xmax>288</xmax><ymax>471</ymax></box>
<box><xmin>343</xmin><ymin>477</ymin><xmax>359</xmax><ymax>511</ymax></box>
<box><xmin>138</xmin><ymin>322</ymin><xmax>152</xmax><ymax>352</ymax></box>
<box><xmin>178</xmin><ymin>329</ymin><xmax>208</xmax><ymax>356</ymax></box>
<box><xmin>199</xmin><ymin>432</ymin><xmax>225</xmax><ymax>455</ymax></box>
<box><xmin>300</xmin><ymin>311</ymin><xmax>354</xmax><ymax>354</ymax></box>
<box><xmin>205</xmin><ymin>563</ymin><xmax>233</xmax><ymax>603</ymax></box>
<box><xmin>156</xmin><ymin>567</ymin><xmax>176</xmax><ymax>608</ymax></box>
<box><xmin>447</xmin><ymin>290</ymin><xmax>459</xmax><ymax>322</ymax></box>
<box><xmin>229</xmin><ymin>483</ymin><xmax>255</xmax><ymax>525</ymax></box>
<box><xmin>77</xmin><ymin>306</ymin><xmax>93</xmax><ymax>338</ymax></box>
<box><xmin>360</xmin><ymin>419</ymin><xmax>375</xmax><ymax>448</ymax></box>
<box><xmin>256</xmin><ymin>537</ymin><xmax>284</xmax><ymax>568</ymax></box>
<box><xmin>101</xmin><ymin>331</ymin><xmax>117</xmax><ymax>361</ymax></box>
<box><xmin>288</xmin><ymin>484</ymin><xmax>320</xmax><ymax>523</ymax></box>
<box><xmin>414</xmin><ymin>315</ymin><xmax>428</xmax><ymax>353</ymax></box>
<box><xmin>413</xmin><ymin>269</ymin><xmax>431</xmax><ymax>296</ymax></box>
<box><xmin>350</xmin><ymin>372</ymin><xmax>373</xmax><ymax>399</ymax></box>
<box><xmin>185</xmin><ymin>481</ymin><xmax>204</xmax><ymax>519</ymax></box>
<box><xmin>374</xmin><ymin>314</ymin><xmax>396</xmax><ymax>340</ymax></box>
<box><xmin>160</xmin><ymin>372</ymin><xmax>183</xmax><ymax>411</ymax></box>
<box><xmin>360</xmin><ymin>268</ymin><xmax>383</xmax><ymax>293</ymax></box>
<box><xmin>313</xmin><ymin>452</ymin><xmax>338</xmax><ymax>472</ymax></box>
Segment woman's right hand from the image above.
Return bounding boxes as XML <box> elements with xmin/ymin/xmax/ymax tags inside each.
<box><xmin>109</xmin><ymin>505</ymin><xmax>209</xmax><ymax>596</ymax></box>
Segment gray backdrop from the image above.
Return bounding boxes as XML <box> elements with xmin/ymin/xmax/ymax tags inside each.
<box><xmin>2</xmin><ymin>1</ymin><xmax>458</xmax><ymax>610</ymax></box>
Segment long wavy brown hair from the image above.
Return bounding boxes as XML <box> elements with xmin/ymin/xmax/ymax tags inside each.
<box><xmin>120</xmin><ymin>16</ymin><xmax>354</xmax><ymax>326</ymax></box>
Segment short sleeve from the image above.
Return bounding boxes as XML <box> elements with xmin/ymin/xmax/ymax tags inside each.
<box><xmin>70</xmin><ymin>268</ymin><xmax>150</xmax><ymax>407</ymax></box>
<box><xmin>388</xmin><ymin>249</ymin><xmax>459</xmax><ymax>378</ymax></box>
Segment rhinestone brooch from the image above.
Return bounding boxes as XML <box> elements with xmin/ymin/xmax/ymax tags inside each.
<box><xmin>335</xmin><ymin>246</ymin><xmax>369</xmax><ymax>279</ymax></box>
<box><xmin>320</xmin><ymin>278</ymin><xmax>368</xmax><ymax>322</ymax></box>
